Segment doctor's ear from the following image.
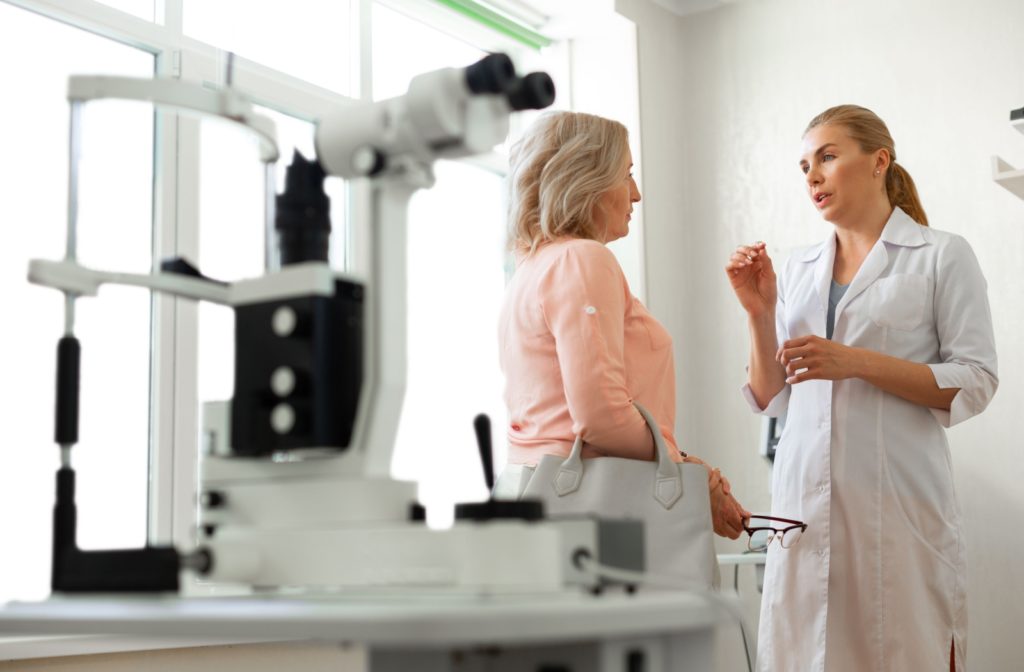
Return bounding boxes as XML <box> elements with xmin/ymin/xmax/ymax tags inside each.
<box><xmin>873</xmin><ymin>149</ymin><xmax>890</xmax><ymax>177</ymax></box>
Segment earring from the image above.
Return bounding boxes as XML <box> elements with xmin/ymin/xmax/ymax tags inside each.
<box><xmin>874</xmin><ymin>170</ymin><xmax>880</xmax><ymax>176</ymax></box>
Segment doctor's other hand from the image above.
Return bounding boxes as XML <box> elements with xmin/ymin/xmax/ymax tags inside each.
<box><xmin>777</xmin><ymin>335</ymin><xmax>864</xmax><ymax>384</ymax></box>
<box><xmin>725</xmin><ymin>241</ymin><xmax>777</xmax><ymax>317</ymax></box>
<box><xmin>710</xmin><ymin>483</ymin><xmax>750</xmax><ymax>540</ymax></box>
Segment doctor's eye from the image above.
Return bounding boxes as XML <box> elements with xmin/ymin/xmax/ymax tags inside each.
<box><xmin>822</xmin><ymin>153</ymin><xmax>836</xmax><ymax>162</ymax></box>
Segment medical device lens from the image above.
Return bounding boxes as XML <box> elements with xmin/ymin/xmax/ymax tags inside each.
<box><xmin>276</xmin><ymin>150</ymin><xmax>330</xmax><ymax>265</ymax></box>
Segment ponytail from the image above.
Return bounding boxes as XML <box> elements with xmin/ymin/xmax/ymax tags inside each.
<box><xmin>886</xmin><ymin>162</ymin><xmax>928</xmax><ymax>226</ymax></box>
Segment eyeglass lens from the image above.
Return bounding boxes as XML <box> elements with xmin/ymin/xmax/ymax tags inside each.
<box><xmin>748</xmin><ymin>529</ymin><xmax>775</xmax><ymax>551</ymax></box>
<box><xmin>746</xmin><ymin>522</ymin><xmax>805</xmax><ymax>552</ymax></box>
<box><xmin>780</xmin><ymin>525</ymin><xmax>804</xmax><ymax>549</ymax></box>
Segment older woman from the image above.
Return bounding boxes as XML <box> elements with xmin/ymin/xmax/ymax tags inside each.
<box><xmin>494</xmin><ymin>110</ymin><xmax>748</xmax><ymax>540</ymax></box>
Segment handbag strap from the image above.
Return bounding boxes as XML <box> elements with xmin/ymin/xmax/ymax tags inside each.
<box><xmin>552</xmin><ymin>401</ymin><xmax>683</xmax><ymax>509</ymax></box>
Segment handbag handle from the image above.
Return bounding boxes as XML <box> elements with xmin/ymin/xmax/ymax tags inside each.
<box><xmin>552</xmin><ymin>402</ymin><xmax>683</xmax><ymax>509</ymax></box>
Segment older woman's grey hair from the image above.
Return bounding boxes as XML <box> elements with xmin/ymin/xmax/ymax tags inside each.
<box><xmin>507</xmin><ymin>111</ymin><xmax>629</xmax><ymax>253</ymax></box>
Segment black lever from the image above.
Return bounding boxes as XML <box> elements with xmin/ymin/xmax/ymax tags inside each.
<box><xmin>410</xmin><ymin>413</ymin><xmax>545</xmax><ymax>522</ymax></box>
<box><xmin>474</xmin><ymin>413</ymin><xmax>495</xmax><ymax>492</ymax></box>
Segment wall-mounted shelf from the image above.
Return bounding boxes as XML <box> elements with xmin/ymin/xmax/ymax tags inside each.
<box><xmin>993</xmin><ymin>117</ymin><xmax>1024</xmax><ymax>200</ymax></box>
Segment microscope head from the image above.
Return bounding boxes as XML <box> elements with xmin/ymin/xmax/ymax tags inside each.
<box><xmin>315</xmin><ymin>53</ymin><xmax>555</xmax><ymax>179</ymax></box>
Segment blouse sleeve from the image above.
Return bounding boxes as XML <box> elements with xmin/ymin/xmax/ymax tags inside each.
<box><xmin>927</xmin><ymin>235</ymin><xmax>998</xmax><ymax>427</ymax></box>
<box><xmin>539</xmin><ymin>242</ymin><xmax>654</xmax><ymax>459</ymax></box>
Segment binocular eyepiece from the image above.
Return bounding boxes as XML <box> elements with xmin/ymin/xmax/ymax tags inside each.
<box><xmin>465</xmin><ymin>53</ymin><xmax>556</xmax><ymax>111</ymax></box>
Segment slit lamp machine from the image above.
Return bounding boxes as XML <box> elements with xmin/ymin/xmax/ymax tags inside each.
<box><xmin>27</xmin><ymin>53</ymin><xmax>654</xmax><ymax>596</ymax></box>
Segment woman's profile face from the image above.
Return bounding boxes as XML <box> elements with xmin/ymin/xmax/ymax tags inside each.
<box><xmin>594</xmin><ymin>147</ymin><xmax>641</xmax><ymax>244</ymax></box>
<box><xmin>799</xmin><ymin>124</ymin><xmax>885</xmax><ymax>224</ymax></box>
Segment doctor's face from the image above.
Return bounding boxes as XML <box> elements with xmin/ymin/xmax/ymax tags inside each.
<box><xmin>799</xmin><ymin>124</ymin><xmax>886</xmax><ymax>224</ymax></box>
<box><xmin>595</xmin><ymin>147</ymin><xmax>641</xmax><ymax>244</ymax></box>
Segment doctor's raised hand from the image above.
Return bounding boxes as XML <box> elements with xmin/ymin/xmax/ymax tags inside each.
<box><xmin>726</xmin><ymin>105</ymin><xmax>997</xmax><ymax>672</ymax></box>
<box><xmin>725</xmin><ymin>241</ymin><xmax>776</xmax><ymax>318</ymax></box>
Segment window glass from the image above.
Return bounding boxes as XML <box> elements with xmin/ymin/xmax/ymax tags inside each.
<box><xmin>372</xmin><ymin>3</ymin><xmax>485</xmax><ymax>101</ymax></box>
<box><xmin>94</xmin><ymin>0</ymin><xmax>155</xmax><ymax>21</ymax></box>
<box><xmin>0</xmin><ymin>3</ymin><xmax>154</xmax><ymax>600</ymax></box>
<box><xmin>184</xmin><ymin>0</ymin><xmax>353</xmax><ymax>94</ymax></box>
<box><xmin>391</xmin><ymin>160</ymin><xmax>508</xmax><ymax>526</ymax></box>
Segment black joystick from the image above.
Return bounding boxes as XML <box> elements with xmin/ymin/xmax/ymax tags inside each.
<box><xmin>452</xmin><ymin>414</ymin><xmax>544</xmax><ymax>522</ymax></box>
<box><xmin>473</xmin><ymin>413</ymin><xmax>495</xmax><ymax>491</ymax></box>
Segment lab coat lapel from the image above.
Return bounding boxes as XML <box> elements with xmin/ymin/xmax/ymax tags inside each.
<box><xmin>832</xmin><ymin>208</ymin><xmax>924</xmax><ymax>323</ymax></box>
<box><xmin>834</xmin><ymin>237</ymin><xmax>887</xmax><ymax>324</ymax></box>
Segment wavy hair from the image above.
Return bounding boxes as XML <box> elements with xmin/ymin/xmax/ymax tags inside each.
<box><xmin>805</xmin><ymin>105</ymin><xmax>928</xmax><ymax>226</ymax></box>
<box><xmin>507</xmin><ymin>111</ymin><xmax>629</xmax><ymax>253</ymax></box>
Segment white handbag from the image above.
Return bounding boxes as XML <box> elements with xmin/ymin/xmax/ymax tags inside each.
<box><xmin>517</xmin><ymin>403</ymin><xmax>719</xmax><ymax>589</ymax></box>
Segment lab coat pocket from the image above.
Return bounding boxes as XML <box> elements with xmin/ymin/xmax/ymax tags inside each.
<box><xmin>867</xmin><ymin>273</ymin><xmax>929</xmax><ymax>331</ymax></box>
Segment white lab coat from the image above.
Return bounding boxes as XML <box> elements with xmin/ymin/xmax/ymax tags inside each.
<box><xmin>743</xmin><ymin>208</ymin><xmax>998</xmax><ymax>672</ymax></box>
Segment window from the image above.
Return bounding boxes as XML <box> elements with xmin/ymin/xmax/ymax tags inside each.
<box><xmin>183</xmin><ymin>0</ymin><xmax>354</xmax><ymax>94</ymax></box>
<box><xmin>0</xmin><ymin>2</ymin><xmax>154</xmax><ymax>601</ymax></box>
<box><xmin>94</xmin><ymin>0</ymin><xmax>156</xmax><ymax>21</ymax></box>
<box><xmin>393</xmin><ymin>160</ymin><xmax>509</xmax><ymax>522</ymax></box>
<box><xmin>372</xmin><ymin>2</ymin><xmax>485</xmax><ymax>101</ymax></box>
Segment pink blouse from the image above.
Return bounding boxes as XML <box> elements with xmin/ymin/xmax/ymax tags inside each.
<box><xmin>499</xmin><ymin>238</ymin><xmax>680</xmax><ymax>466</ymax></box>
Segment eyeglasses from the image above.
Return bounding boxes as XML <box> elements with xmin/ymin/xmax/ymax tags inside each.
<box><xmin>743</xmin><ymin>515</ymin><xmax>808</xmax><ymax>552</ymax></box>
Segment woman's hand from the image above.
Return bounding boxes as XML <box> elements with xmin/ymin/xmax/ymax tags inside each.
<box><xmin>684</xmin><ymin>456</ymin><xmax>750</xmax><ymax>538</ymax></box>
<box><xmin>710</xmin><ymin>483</ymin><xmax>749</xmax><ymax>540</ymax></box>
<box><xmin>725</xmin><ymin>242</ymin><xmax>777</xmax><ymax>318</ymax></box>
<box><xmin>777</xmin><ymin>335</ymin><xmax>865</xmax><ymax>384</ymax></box>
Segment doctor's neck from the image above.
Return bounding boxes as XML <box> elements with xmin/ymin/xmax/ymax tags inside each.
<box><xmin>832</xmin><ymin>196</ymin><xmax>893</xmax><ymax>253</ymax></box>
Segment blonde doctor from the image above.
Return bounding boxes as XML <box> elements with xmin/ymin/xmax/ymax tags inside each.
<box><xmin>726</xmin><ymin>105</ymin><xmax>997</xmax><ymax>672</ymax></box>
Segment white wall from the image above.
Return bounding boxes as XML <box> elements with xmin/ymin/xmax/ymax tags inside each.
<box><xmin>620</xmin><ymin>0</ymin><xmax>1024</xmax><ymax>669</ymax></box>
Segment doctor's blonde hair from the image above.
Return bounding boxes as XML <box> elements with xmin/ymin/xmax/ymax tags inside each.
<box><xmin>805</xmin><ymin>105</ymin><xmax>929</xmax><ymax>227</ymax></box>
<box><xmin>507</xmin><ymin>111</ymin><xmax>629</xmax><ymax>253</ymax></box>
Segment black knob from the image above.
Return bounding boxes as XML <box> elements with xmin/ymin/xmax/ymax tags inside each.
<box><xmin>200</xmin><ymin>491</ymin><xmax>226</xmax><ymax>509</ymax></box>
<box><xmin>505</xmin><ymin>72</ymin><xmax>556</xmax><ymax>111</ymax></box>
<box><xmin>465</xmin><ymin>53</ymin><xmax>515</xmax><ymax>94</ymax></box>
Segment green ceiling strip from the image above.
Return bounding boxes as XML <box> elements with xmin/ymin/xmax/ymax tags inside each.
<box><xmin>432</xmin><ymin>0</ymin><xmax>552</xmax><ymax>51</ymax></box>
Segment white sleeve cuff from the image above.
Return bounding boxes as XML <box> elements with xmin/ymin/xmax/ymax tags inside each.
<box><xmin>741</xmin><ymin>382</ymin><xmax>790</xmax><ymax>417</ymax></box>
<box><xmin>927</xmin><ymin>362</ymin><xmax>998</xmax><ymax>428</ymax></box>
